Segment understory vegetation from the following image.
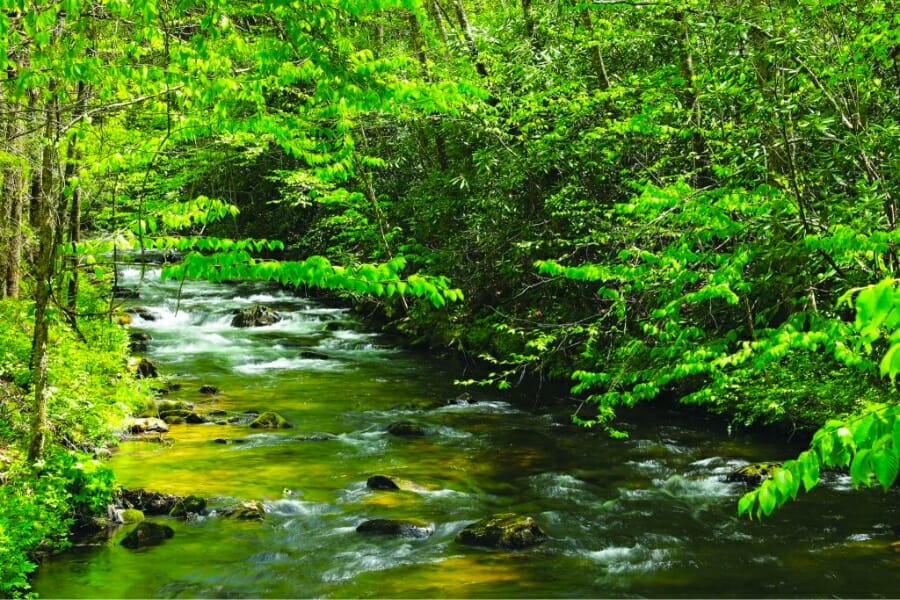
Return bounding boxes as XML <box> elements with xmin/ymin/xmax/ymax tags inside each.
<box><xmin>2</xmin><ymin>0</ymin><xmax>900</xmax><ymax>593</ymax></box>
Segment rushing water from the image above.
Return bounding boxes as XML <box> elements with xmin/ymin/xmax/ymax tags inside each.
<box><xmin>33</xmin><ymin>269</ymin><xmax>900</xmax><ymax>598</ymax></box>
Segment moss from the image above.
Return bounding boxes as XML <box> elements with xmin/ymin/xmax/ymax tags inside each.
<box><xmin>249</xmin><ymin>412</ymin><xmax>291</xmax><ymax>429</ymax></box>
<box><xmin>121</xmin><ymin>509</ymin><xmax>145</xmax><ymax>523</ymax></box>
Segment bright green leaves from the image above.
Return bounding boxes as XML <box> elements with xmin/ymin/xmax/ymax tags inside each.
<box><xmin>161</xmin><ymin>251</ymin><xmax>462</xmax><ymax>308</ymax></box>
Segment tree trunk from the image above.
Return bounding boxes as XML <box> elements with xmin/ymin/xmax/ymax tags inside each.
<box><xmin>451</xmin><ymin>0</ymin><xmax>487</xmax><ymax>77</ymax></box>
<box><xmin>522</xmin><ymin>0</ymin><xmax>535</xmax><ymax>40</ymax></box>
<box><xmin>579</xmin><ymin>9</ymin><xmax>610</xmax><ymax>91</ymax></box>
<box><xmin>27</xmin><ymin>105</ymin><xmax>58</xmax><ymax>463</ymax></box>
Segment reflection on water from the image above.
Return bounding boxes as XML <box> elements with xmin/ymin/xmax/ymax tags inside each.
<box><xmin>32</xmin><ymin>269</ymin><xmax>900</xmax><ymax>598</ymax></box>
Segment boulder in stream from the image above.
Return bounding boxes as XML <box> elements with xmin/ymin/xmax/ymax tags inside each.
<box><xmin>127</xmin><ymin>417</ymin><xmax>169</xmax><ymax>434</ymax></box>
<box><xmin>129</xmin><ymin>331</ymin><xmax>152</xmax><ymax>352</ymax></box>
<box><xmin>120</xmin><ymin>521</ymin><xmax>174</xmax><ymax>549</ymax></box>
<box><xmin>249</xmin><ymin>411</ymin><xmax>292</xmax><ymax>429</ymax></box>
<box><xmin>231</xmin><ymin>305</ymin><xmax>282</xmax><ymax>328</ymax></box>
<box><xmin>128</xmin><ymin>307</ymin><xmax>157</xmax><ymax>321</ymax></box>
<box><xmin>367</xmin><ymin>475</ymin><xmax>400</xmax><ymax>491</ymax></box>
<box><xmin>356</xmin><ymin>519</ymin><xmax>433</xmax><ymax>539</ymax></box>
<box><xmin>169</xmin><ymin>495</ymin><xmax>207</xmax><ymax>518</ymax></box>
<box><xmin>135</xmin><ymin>357</ymin><xmax>159</xmax><ymax>379</ymax></box>
<box><xmin>118</xmin><ymin>488</ymin><xmax>181</xmax><ymax>515</ymax></box>
<box><xmin>726</xmin><ymin>462</ymin><xmax>782</xmax><ymax>486</ymax></box>
<box><xmin>386</xmin><ymin>421</ymin><xmax>425</xmax><ymax>437</ymax></box>
<box><xmin>223</xmin><ymin>501</ymin><xmax>266</xmax><ymax>520</ymax></box>
<box><xmin>455</xmin><ymin>513</ymin><xmax>547</xmax><ymax>549</ymax></box>
<box><xmin>199</xmin><ymin>384</ymin><xmax>220</xmax><ymax>395</ymax></box>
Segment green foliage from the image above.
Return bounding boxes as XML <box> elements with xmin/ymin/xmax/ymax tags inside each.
<box><xmin>739</xmin><ymin>279</ymin><xmax>900</xmax><ymax>518</ymax></box>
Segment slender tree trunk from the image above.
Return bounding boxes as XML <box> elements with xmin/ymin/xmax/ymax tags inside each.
<box><xmin>579</xmin><ymin>9</ymin><xmax>610</xmax><ymax>91</ymax></box>
<box><xmin>64</xmin><ymin>82</ymin><xmax>88</xmax><ymax>320</ymax></box>
<box><xmin>451</xmin><ymin>0</ymin><xmax>487</xmax><ymax>77</ymax></box>
<box><xmin>408</xmin><ymin>11</ymin><xmax>449</xmax><ymax>171</ymax></box>
<box><xmin>28</xmin><ymin>104</ymin><xmax>58</xmax><ymax>463</ymax></box>
<box><xmin>427</xmin><ymin>0</ymin><xmax>449</xmax><ymax>47</ymax></box>
<box><xmin>522</xmin><ymin>0</ymin><xmax>535</xmax><ymax>40</ymax></box>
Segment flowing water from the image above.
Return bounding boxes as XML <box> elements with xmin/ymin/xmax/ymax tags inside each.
<box><xmin>33</xmin><ymin>269</ymin><xmax>900</xmax><ymax>598</ymax></box>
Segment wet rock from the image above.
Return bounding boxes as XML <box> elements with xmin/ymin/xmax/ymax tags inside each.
<box><xmin>367</xmin><ymin>475</ymin><xmax>400</xmax><ymax>491</ymax></box>
<box><xmin>121</xmin><ymin>521</ymin><xmax>174</xmax><ymax>549</ymax></box>
<box><xmin>164</xmin><ymin>415</ymin><xmax>185</xmax><ymax>425</ymax></box>
<box><xmin>128</xmin><ymin>418</ymin><xmax>169</xmax><ymax>434</ymax></box>
<box><xmin>186</xmin><ymin>413</ymin><xmax>209</xmax><ymax>424</ymax></box>
<box><xmin>455</xmin><ymin>513</ymin><xmax>547</xmax><ymax>549</ymax></box>
<box><xmin>113</xmin><ymin>286</ymin><xmax>140</xmax><ymax>299</ymax></box>
<box><xmin>228</xmin><ymin>412</ymin><xmax>259</xmax><ymax>425</ymax></box>
<box><xmin>208</xmin><ymin>409</ymin><xmax>228</xmax><ymax>417</ymax></box>
<box><xmin>135</xmin><ymin>357</ymin><xmax>159</xmax><ymax>379</ymax></box>
<box><xmin>129</xmin><ymin>331</ymin><xmax>152</xmax><ymax>352</ymax></box>
<box><xmin>299</xmin><ymin>351</ymin><xmax>329</xmax><ymax>360</ymax></box>
<box><xmin>249</xmin><ymin>411</ymin><xmax>291</xmax><ymax>429</ymax></box>
<box><xmin>726</xmin><ymin>462</ymin><xmax>782</xmax><ymax>486</ymax></box>
<box><xmin>118</xmin><ymin>488</ymin><xmax>181</xmax><ymax>515</ymax></box>
<box><xmin>128</xmin><ymin>307</ymin><xmax>157</xmax><ymax>321</ymax></box>
<box><xmin>199</xmin><ymin>384</ymin><xmax>219</xmax><ymax>395</ymax></box>
<box><xmin>356</xmin><ymin>519</ymin><xmax>433</xmax><ymax>539</ymax></box>
<box><xmin>231</xmin><ymin>305</ymin><xmax>282</xmax><ymax>328</ymax></box>
<box><xmin>169</xmin><ymin>495</ymin><xmax>207</xmax><ymax>518</ymax></box>
<box><xmin>223</xmin><ymin>501</ymin><xmax>265</xmax><ymax>520</ymax></box>
<box><xmin>295</xmin><ymin>433</ymin><xmax>337</xmax><ymax>442</ymax></box>
<box><xmin>387</xmin><ymin>421</ymin><xmax>425</xmax><ymax>437</ymax></box>
<box><xmin>323</xmin><ymin>321</ymin><xmax>345</xmax><ymax>332</ymax></box>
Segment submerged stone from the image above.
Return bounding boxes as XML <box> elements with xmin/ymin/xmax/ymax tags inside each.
<box><xmin>386</xmin><ymin>421</ymin><xmax>425</xmax><ymax>437</ymax></box>
<box><xmin>231</xmin><ymin>305</ymin><xmax>282</xmax><ymax>328</ymax></box>
<box><xmin>726</xmin><ymin>462</ymin><xmax>782</xmax><ymax>486</ymax></box>
<box><xmin>249</xmin><ymin>411</ymin><xmax>292</xmax><ymax>429</ymax></box>
<box><xmin>455</xmin><ymin>513</ymin><xmax>547</xmax><ymax>549</ymax></box>
<box><xmin>299</xmin><ymin>351</ymin><xmax>329</xmax><ymax>360</ymax></box>
<box><xmin>367</xmin><ymin>475</ymin><xmax>400</xmax><ymax>491</ymax></box>
<box><xmin>356</xmin><ymin>519</ymin><xmax>433</xmax><ymax>539</ymax></box>
<box><xmin>295</xmin><ymin>432</ymin><xmax>337</xmax><ymax>442</ymax></box>
<box><xmin>223</xmin><ymin>501</ymin><xmax>266</xmax><ymax>520</ymax></box>
<box><xmin>169</xmin><ymin>495</ymin><xmax>207</xmax><ymax>518</ymax></box>
<box><xmin>120</xmin><ymin>521</ymin><xmax>174</xmax><ymax>549</ymax></box>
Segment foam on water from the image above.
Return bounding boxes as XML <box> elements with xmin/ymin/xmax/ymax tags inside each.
<box><xmin>234</xmin><ymin>357</ymin><xmax>345</xmax><ymax>374</ymax></box>
<box><xmin>583</xmin><ymin>543</ymin><xmax>674</xmax><ymax>574</ymax></box>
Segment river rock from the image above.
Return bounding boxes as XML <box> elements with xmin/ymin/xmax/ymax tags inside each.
<box><xmin>231</xmin><ymin>305</ymin><xmax>282</xmax><ymax>328</ymax></box>
<box><xmin>249</xmin><ymin>411</ymin><xmax>291</xmax><ymax>429</ymax></box>
<box><xmin>295</xmin><ymin>433</ymin><xmax>337</xmax><ymax>442</ymax></box>
<box><xmin>726</xmin><ymin>462</ymin><xmax>782</xmax><ymax>486</ymax></box>
<box><xmin>223</xmin><ymin>501</ymin><xmax>266</xmax><ymax>520</ymax></box>
<box><xmin>367</xmin><ymin>475</ymin><xmax>400</xmax><ymax>491</ymax></box>
<box><xmin>169</xmin><ymin>495</ymin><xmax>207</xmax><ymax>518</ymax></box>
<box><xmin>135</xmin><ymin>357</ymin><xmax>159</xmax><ymax>379</ymax></box>
<box><xmin>455</xmin><ymin>513</ymin><xmax>547</xmax><ymax>549</ymax></box>
<box><xmin>128</xmin><ymin>418</ymin><xmax>169</xmax><ymax>434</ymax></box>
<box><xmin>128</xmin><ymin>307</ymin><xmax>157</xmax><ymax>321</ymax></box>
<box><xmin>387</xmin><ymin>421</ymin><xmax>425</xmax><ymax>437</ymax></box>
<box><xmin>129</xmin><ymin>331</ymin><xmax>152</xmax><ymax>352</ymax></box>
<box><xmin>118</xmin><ymin>488</ymin><xmax>181</xmax><ymax>515</ymax></box>
<box><xmin>199</xmin><ymin>384</ymin><xmax>219</xmax><ymax>395</ymax></box>
<box><xmin>299</xmin><ymin>351</ymin><xmax>330</xmax><ymax>360</ymax></box>
<box><xmin>120</xmin><ymin>508</ymin><xmax>145</xmax><ymax>524</ymax></box>
<box><xmin>113</xmin><ymin>286</ymin><xmax>141</xmax><ymax>299</ymax></box>
<box><xmin>121</xmin><ymin>521</ymin><xmax>174</xmax><ymax>549</ymax></box>
<box><xmin>356</xmin><ymin>519</ymin><xmax>433</xmax><ymax>539</ymax></box>
<box><xmin>227</xmin><ymin>412</ymin><xmax>259</xmax><ymax>425</ymax></box>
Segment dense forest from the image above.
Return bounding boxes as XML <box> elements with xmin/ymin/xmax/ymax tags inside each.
<box><xmin>2</xmin><ymin>0</ymin><xmax>900</xmax><ymax>595</ymax></box>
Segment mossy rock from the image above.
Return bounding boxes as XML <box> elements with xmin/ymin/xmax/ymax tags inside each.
<box><xmin>249</xmin><ymin>411</ymin><xmax>292</xmax><ymax>429</ymax></box>
<box><xmin>127</xmin><ymin>418</ymin><xmax>169</xmax><ymax>434</ymax></box>
<box><xmin>121</xmin><ymin>509</ymin><xmax>145</xmax><ymax>524</ymax></box>
<box><xmin>356</xmin><ymin>519</ymin><xmax>433</xmax><ymax>539</ymax></box>
<box><xmin>455</xmin><ymin>513</ymin><xmax>547</xmax><ymax>549</ymax></box>
<box><xmin>366</xmin><ymin>475</ymin><xmax>400</xmax><ymax>491</ymax></box>
<box><xmin>135</xmin><ymin>357</ymin><xmax>159</xmax><ymax>379</ymax></box>
<box><xmin>231</xmin><ymin>305</ymin><xmax>282</xmax><ymax>328</ymax></box>
<box><xmin>118</xmin><ymin>488</ymin><xmax>181</xmax><ymax>515</ymax></box>
<box><xmin>726</xmin><ymin>462</ymin><xmax>782</xmax><ymax>486</ymax></box>
<box><xmin>157</xmin><ymin>400</ymin><xmax>194</xmax><ymax>413</ymax></box>
<box><xmin>169</xmin><ymin>495</ymin><xmax>207</xmax><ymax>518</ymax></box>
<box><xmin>386</xmin><ymin>421</ymin><xmax>425</xmax><ymax>437</ymax></box>
<box><xmin>120</xmin><ymin>521</ymin><xmax>174</xmax><ymax>549</ymax></box>
<box><xmin>163</xmin><ymin>415</ymin><xmax>185</xmax><ymax>425</ymax></box>
<box><xmin>223</xmin><ymin>501</ymin><xmax>266</xmax><ymax>520</ymax></box>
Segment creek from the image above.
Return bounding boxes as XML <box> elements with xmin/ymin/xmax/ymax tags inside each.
<box><xmin>33</xmin><ymin>268</ymin><xmax>900</xmax><ymax>597</ymax></box>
